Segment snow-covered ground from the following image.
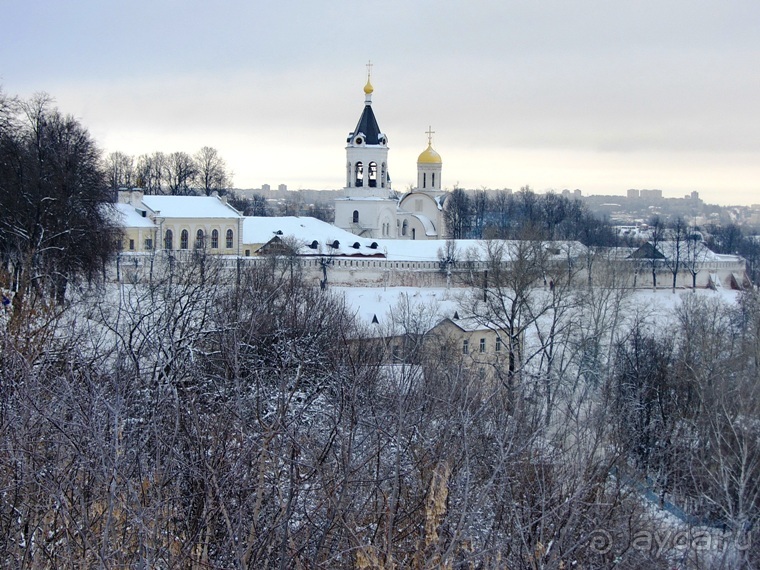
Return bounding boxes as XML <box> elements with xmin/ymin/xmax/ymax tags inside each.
<box><xmin>336</xmin><ymin>285</ymin><xmax>742</xmax><ymax>329</ymax></box>
<box><xmin>334</xmin><ymin>286</ymin><xmax>460</xmax><ymax>329</ymax></box>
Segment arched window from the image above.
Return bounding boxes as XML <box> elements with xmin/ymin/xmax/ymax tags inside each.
<box><xmin>423</xmin><ymin>173</ymin><xmax>427</xmax><ymax>188</ymax></box>
<box><xmin>211</xmin><ymin>229</ymin><xmax>219</xmax><ymax>248</ymax></box>
<box><xmin>368</xmin><ymin>162</ymin><xmax>377</xmax><ymax>187</ymax></box>
<box><xmin>402</xmin><ymin>220</ymin><xmax>408</xmax><ymax>236</ymax></box>
<box><xmin>195</xmin><ymin>229</ymin><xmax>205</xmax><ymax>249</ymax></box>
<box><xmin>180</xmin><ymin>229</ymin><xmax>189</xmax><ymax>250</ymax></box>
<box><xmin>226</xmin><ymin>229</ymin><xmax>234</xmax><ymax>249</ymax></box>
<box><xmin>164</xmin><ymin>229</ymin><xmax>173</xmax><ymax>250</ymax></box>
<box><xmin>354</xmin><ymin>162</ymin><xmax>363</xmax><ymax>187</ymax></box>
<box><xmin>412</xmin><ymin>228</ymin><xmax>416</xmax><ymax>240</ymax></box>
<box><xmin>432</xmin><ymin>173</ymin><xmax>436</xmax><ymax>188</ymax></box>
<box><xmin>381</xmin><ymin>163</ymin><xmax>386</xmax><ymax>188</ymax></box>
<box><xmin>352</xmin><ymin>210</ymin><xmax>359</xmax><ymax>224</ymax></box>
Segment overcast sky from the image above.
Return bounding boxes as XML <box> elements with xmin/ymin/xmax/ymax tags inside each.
<box><xmin>2</xmin><ymin>1</ymin><xmax>759</xmax><ymax>205</ymax></box>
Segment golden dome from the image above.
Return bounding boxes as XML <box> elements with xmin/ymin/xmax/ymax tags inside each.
<box><xmin>417</xmin><ymin>143</ymin><xmax>442</xmax><ymax>164</ymax></box>
<box><xmin>364</xmin><ymin>78</ymin><xmax>374</xmax><ymax>95</ymax></box>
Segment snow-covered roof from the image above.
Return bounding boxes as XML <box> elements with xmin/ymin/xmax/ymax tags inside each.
<box><xmin>640</xmin><ymin>240</ymin><xmax>732</xmax><ymax>262</ymax></box>
<box><xmin>411</xmin><ymin>214</ymin><xmax>437</xmax><ymax>236</ymax></box>
<box><xmin>432</xmin><ymin>316</ymin><xmax>498</xmax><ymax>333</ymax></box>
<box><xmin>242</xmin><ymin>216</ymin><xmax>384</xmax><ymax>257</ymax></box>
<box><xmin>373</xmin><ymin>239</ymin><xmax>587</xmax><ymax>263</ymax></box>
<box><xmin>335</xmin><ymin>196</ymin><xmax>393</xmax><ymax>202</ymax></box>
<box><xmin>142</xmin><ymin>195</ymin><xmax>243</xmax><ymax>219</ymax></box>
<box><xmin>601</xmin><ymin>247</ymin><xmax>639</xmax><ymax>260</ymax></box>
<box><xmin>111</xmin><ymin>203</ymin><xmax>157</xmax><ymax>229</ymax></box>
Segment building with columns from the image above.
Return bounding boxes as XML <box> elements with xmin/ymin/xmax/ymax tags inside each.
<box><xmin>334</xmin><ymin>69</ymin><xmax>449</xmax><ymax>240</ymax></box>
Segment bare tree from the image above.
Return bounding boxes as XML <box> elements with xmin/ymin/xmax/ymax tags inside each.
<box><xmin>648</xmin><ymin>215</ymin><xmax>666</xmax><ymax>289</ymax></box>
<box><xmin>683</xmin><ymin>227</ymin><xmax>710</xmax><ymax>290</ymax></box>
<box><xmin>443</xmin><ymin>187</ymin><xmax>471</xmax><ymax>239</ymax></box>
<box><xmin>135</xmin><ymin>151</ymin><xmax>167</xmax><ymax>194</ymax></box>
<box><xmin>461</xmin><ymin>238</ymin><xmax>553</xmax><ymax>405</ymax></box>
<box><xmin>195</xmin><ymin>146</ymin><xmax>231</xmax><ymax>196</ymax></box>
<box><xmin>104</xmin><ymin>150</ymin><xmax>135</xmax><ymax>190</ymax></box>
<box><xmin>164</xmin><ymin>151</ymin><xmax>198</xmax><ymax>195</ymax></box>
<box><xmin>663</xmin><ymin>216</ymin><xmax>688</xmax><ymax>291</ymax></box>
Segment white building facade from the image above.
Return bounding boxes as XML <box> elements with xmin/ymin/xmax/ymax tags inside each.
<box><xmin>334</xmin><ymin>72</ymin><xmax>449</xmax><ymax>240</ymax></box>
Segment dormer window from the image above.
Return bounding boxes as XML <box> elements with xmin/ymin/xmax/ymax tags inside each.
<box><xmin>352</xmin><ymin>242</ymin><xmax>361</xmax><ymax>249</ymax></box>
<box><xmin>309</xmin><ymin>240</ymin><xmax>319</xmax><ymax>249</ymax></box>
<box><xmin>331</xmin><ymin>240</ymin><xmax>340</xmax><ymax>249</ymax></box>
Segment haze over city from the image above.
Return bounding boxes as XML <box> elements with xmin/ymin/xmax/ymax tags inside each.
<box><xmin>3</xmin><ymin>1</ymin><xmax>759</xmax><ymax>205</ymax></box>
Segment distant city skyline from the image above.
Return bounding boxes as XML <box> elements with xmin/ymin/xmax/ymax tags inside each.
<box><xmin>3</xmin><ymin>1</ymin><xmax>759</xmax><ymax>205</ymax></box>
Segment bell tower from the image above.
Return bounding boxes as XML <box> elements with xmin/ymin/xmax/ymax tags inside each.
<box><xmin>344</xmin><ymin>62</ymin><xmax>390</xmax><ymax>197</ymax></box>
<box><xmin>335</xmin><ymin>63</ymin><xmax>399</xmax><ymax>238</ymax></box>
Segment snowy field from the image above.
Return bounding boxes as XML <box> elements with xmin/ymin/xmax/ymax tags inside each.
<box><xmin>335</xmin><ymin>285</ymin><xmax>742</xmax><ymax>329</ymax></box>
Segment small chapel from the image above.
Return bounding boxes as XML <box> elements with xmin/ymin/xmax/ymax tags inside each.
<box><xmin>333</xmin><ymin>66</ymin><xmax>449</xmax><ymax>240</ymax></box>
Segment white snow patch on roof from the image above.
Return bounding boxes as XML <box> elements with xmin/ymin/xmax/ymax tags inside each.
<box><xmin>411</xmin><ymin>214</ymin><xmax>437</xmax><ymax>236</ymax></box>
<box><xmin>142</xmin><ymin>196</ymin><xmax>242</xmax><ymax>219</ymax></box>
<box><xmin>374</xmin><ymin>239</ymin><xmax>586</xmax><ymax>263</ymax></box>
<box><xmin>242</xmin><ymin>216</ymin><xmax>382</xmax><ymax>256</ymax></box>
<box><xmin>336</xmin><ymin>286</ymin><xmax>460</xmax><ymax>331</ymax></box>
<box><xmin>111</xmin><ymin>203</ymin><xmax>157</xmax><ymax>229</ymax></box>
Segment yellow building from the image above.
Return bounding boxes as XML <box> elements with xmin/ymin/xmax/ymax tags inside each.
<box><xmin>114</xmin><ymin>201</ymin><xmax>158</xmax><ymax>253</ymax></box>
<box><xmin>117</xmin><ymin>190</ymin><xmax>243</xmax><ymax>255</ymax></box>
<box><xmin>426</xmin><ymin>316</ymin><xmax>516</xmax><ymax>380</ymax></box>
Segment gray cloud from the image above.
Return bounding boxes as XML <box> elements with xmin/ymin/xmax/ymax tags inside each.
<box><xmin>2</xmin><ymin>1</ymin><xmax>759</xmax><ymax>203</ymax></box>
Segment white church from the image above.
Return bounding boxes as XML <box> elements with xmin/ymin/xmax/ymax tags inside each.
<box><xmin>333</xmin><ymin>69</ymin><xmax>449</xmax><ymax>240</ymax></box>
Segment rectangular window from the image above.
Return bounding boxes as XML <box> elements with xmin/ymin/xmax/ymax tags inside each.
<box><xmin>129</xmin><ymin>239</ymin><xmax>135</xmax><ymax>251</ymax></box>
<box><xmin>480</xmin><ymin>338</ymin><xmax>486</xmax><ymax>353</ymax></box>
<box><xmin>462</xmin><ymin>340</ymin><xmax>469</xmax><ymax>354</ymax></box>
<box><xmin>496</xmin><ymin>337</ymin><xmax>502</xmax><ymax>352</ymax></box>
<box><xmin>144</xmin><ymin>238</ymin><xmax>153</xmax><ymax>250</ymax></box>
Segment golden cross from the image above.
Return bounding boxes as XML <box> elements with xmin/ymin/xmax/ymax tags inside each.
<box><xmin>366</xmin><ymin>60</ymin><xmax>373</xmax><ymax>80</ymax></box>
<box><xmin>426</xmin><ymin>126</ymin><xmax>435</xmax><ymax>145</ymax></box>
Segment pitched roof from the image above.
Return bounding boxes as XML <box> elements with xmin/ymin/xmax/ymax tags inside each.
<box><xmin>348</xmin><ymin>105</ymin><xmax>383</xmax><ymax>145</ymax></box>
<box><xmin>142</xmin><ymin>195</ymin><xmax>242</xmax><ymax>219</ymax></box>
<box><xmin>111</xmin><ymin>203</ymin><xmax>157</xmax><ymax>229</ymax></box>
<box><xmin>631</xmin><ymin>240</ymin><xmax>726</xmax><ymax>262</ymax></box>
<box><xmin>242</xmin><ymin>216</ymin><xmax>384</xmax><ymax>257</ymax></box>
<box><xmin>432</xmin><ymin>316</ymin><xmax>496</xmax><ymax>333</ymax></box>
<box><xmin>372</xmin><ymin>239</ymin><xmax>587</xmax><ymax>263</ymax></box>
